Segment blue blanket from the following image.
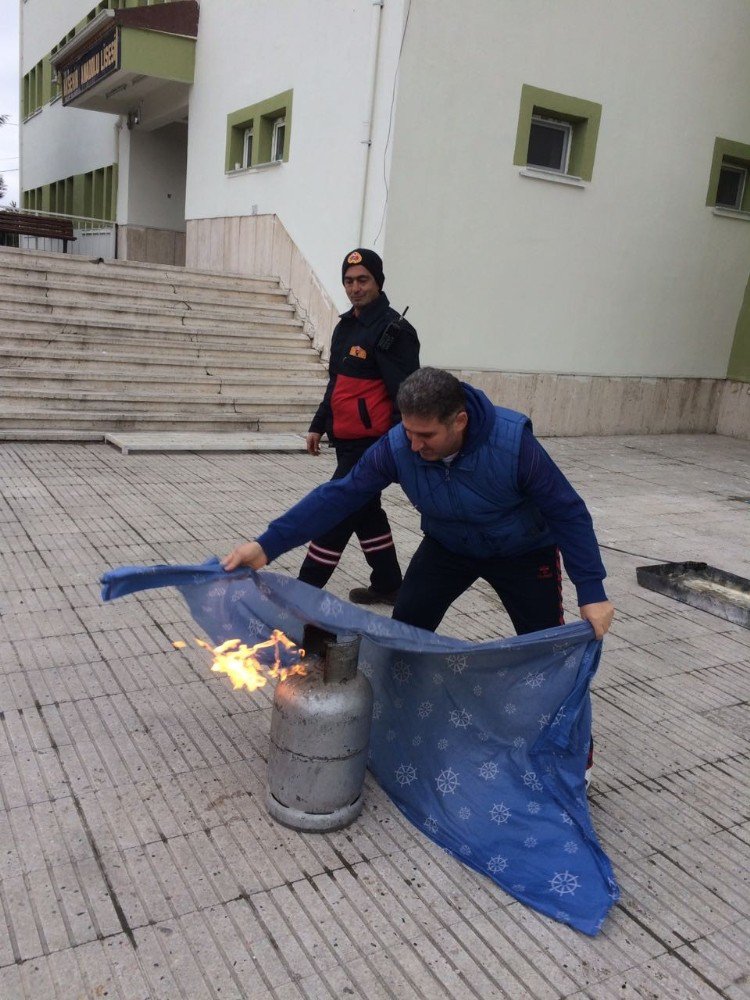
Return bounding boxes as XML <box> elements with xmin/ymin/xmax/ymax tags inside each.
<box><xmin>101</xmin><ymin>558</ymin><xmax>619</xmax><ymax>935</ymax></box>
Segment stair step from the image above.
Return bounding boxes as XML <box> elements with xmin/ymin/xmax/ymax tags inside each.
<box><xmin>0</xmin><ymin>263</ymin><xmax>284</xmax><ymax>299</ymax></box>
<box><xmin>0</xmin><ymin>372</ymin><xmax>321</xmax><ymax>404</ymax></box>
<box><xmin>0</xmin><ymin>346</ymin><xmax>325</xmax><ymax>375</ymax></box>
<box><xmin>0</xmin><ymin>246</ymin><xmax>281</xmax><ymax>293</ymax></box>
<box><xmin>0</xmin><ymin>330</ymin><xmax>320</xmax><ymax>362</ymax></box>
<box><xmin>0</xmin><ymin>368</ymin><xmax>325</xmax><ymax>396</ymax></box>
<box><xmin>0</xmin><ymin>429</ymin><xmax>106</xmax><ymax>442</ymax></box>
<box><xmin>0</xmin><ymin>407</ymin><xmax>309</xmax><ymax>433</ymax></box>
<box><xmin>0</xmin><ymin>310</ymin><xmax>312</xmax><ymax>347</ymax></box>
<box><xmin>1</xmin><ymin>289</ymin><xmax>300</xmax><ymax>328</ymax></box>
<box><xmin>2</xmin><ymin>273</ymin><xmax>293</xmax><ymax>311</ymax></box>
<box><xmin>1</xmin><ymin>385</ymin><xmax>319</xmax><ymax>414</ymax></box>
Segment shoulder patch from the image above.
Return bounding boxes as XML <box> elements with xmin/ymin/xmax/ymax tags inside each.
<box><xmin>349</xmin><ymin>345</ymin><xmax>367</xmax><ymax>359</ymax></box>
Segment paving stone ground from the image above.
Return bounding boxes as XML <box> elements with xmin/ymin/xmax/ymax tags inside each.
<box><xmin>0</xmin><ymin>433</ymin><xmax>748</xmax><ymax>1000</ymax></box>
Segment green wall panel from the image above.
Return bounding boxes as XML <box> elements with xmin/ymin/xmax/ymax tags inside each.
<box><xmin>120</xmin><ymin>27</ymin><xmax>195</xmax><ymax>83</ymax></box>
<box><xmin>728</xmin><ymin>273</ymin><xmax>750</xmax><ymax>381</ymax></box>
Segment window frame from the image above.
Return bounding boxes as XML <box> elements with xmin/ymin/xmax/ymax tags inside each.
<box><xmin>716</xmin><ymin>163</ymin><xmax>747</xmax><ymax>211</ymax></box>
<box><xmin>242</xmin><ymin>127</ymin><xmax>254</xmax><ymax>169</ymax></box>
<box><xmin>527</xmin><ymin>114</ymin><xmax>573</xmax><ymax>174</ymax></box>
<box><xmin>271</xmin><ymin>117</ymin><xmax>286</xmax><ymax>163</ymax></box>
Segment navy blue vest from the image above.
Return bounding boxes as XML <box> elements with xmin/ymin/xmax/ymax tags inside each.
<box><xmin>389</xmin><ymin>407</ymin><xmax>554</xmax><ymax>558</ymax></box>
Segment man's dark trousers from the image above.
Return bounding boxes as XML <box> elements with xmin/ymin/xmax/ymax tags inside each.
<box><xmin>298</xmin><ymin>440</ymin><xmax>402</xmax><ymax>592</ymax></box>
<box><xmin>393</xmin><ymin>536</ymin><xmax>594</xmax><ymax>770</ymax></box>
<box><xmin>392</xmin><ymin>536</ymin><xmax>564</xmax><ymax>635</ymax></box>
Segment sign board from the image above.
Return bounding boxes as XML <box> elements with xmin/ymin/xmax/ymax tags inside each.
<box><xmin>62</xmin><ymin>30</ymin><xmax>120</xmax><ymax>106</ymax></box>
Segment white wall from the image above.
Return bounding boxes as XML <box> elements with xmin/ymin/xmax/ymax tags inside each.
<box><xmin>21</xmin><ymin>0</ymin><xmax>94</xmax><ymax>69</ymax></box>
<box><xmin>382</xmin><ymin>0</ymin><xmax>750</xmax><ymax>378</ymax></box>
<box><xmin>185</xmin><ymin>0</ymin><xmax>408</xmax><ymax>312</ymax></box>
<box><xmin>21</xmin><ymin>1</ymin><xmax>121</xmax><ymax>194</ymax></box>
<box><xmin>22</xmin><ymin>98</ymin><xmax>121</xmax><ymax>191</ymax></box>
<box><xmin>123</xmin><ymin>123</ymin><xmax>187</xmax><ymax>229</ymax></box>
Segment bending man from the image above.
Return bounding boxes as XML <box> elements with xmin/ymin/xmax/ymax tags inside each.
<box><xmin>225</xmin><ymin>368</ymin><xmax>614</xmax><ymax>641</ymax></box>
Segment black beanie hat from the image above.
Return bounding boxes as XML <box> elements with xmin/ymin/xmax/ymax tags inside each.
<box><xmin>342</xmin><ymin>248</ymin><xmax>385</xmax><ymax>289</ymax></box>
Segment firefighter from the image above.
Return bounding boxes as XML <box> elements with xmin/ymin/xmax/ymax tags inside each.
<box><xmin>298</xmin><ymin>248</ymin><xmax>420</xmax><ymax>604</ymax></box>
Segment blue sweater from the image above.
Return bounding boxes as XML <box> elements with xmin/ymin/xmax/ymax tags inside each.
<box><xmin>259</xmin><ymin>385</ymin><xmax>608</xmax><ymax>606</ymax></box>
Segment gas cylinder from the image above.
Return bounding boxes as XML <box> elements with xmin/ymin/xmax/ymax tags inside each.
<box><xmin>266</xmin><ymin>631</ymin><xmax>373</xmax><ymax>832</ymax></box>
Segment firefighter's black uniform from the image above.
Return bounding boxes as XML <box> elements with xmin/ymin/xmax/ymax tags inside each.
<box><xmin>298</xmin><ymin>291</ymin><xmax>419</xmax><ymax>592</ymax></box>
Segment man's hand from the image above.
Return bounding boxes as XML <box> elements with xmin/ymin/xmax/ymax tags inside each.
<box><xmin>306</xmin><ymin>432</ymin><xmax>322</xmax><ymax>456</ymax></box>
<box><xmin>222</xmin><ymin>541</ymin><xmax>268</xmax><ymax>572</ymax></box>
<box><xmin>579</xmin><ymin>600</ymin><xmax>615</xmax><ymax>639</ymax></box>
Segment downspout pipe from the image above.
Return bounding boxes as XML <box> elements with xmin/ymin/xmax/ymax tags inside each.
<box><xmin>113</xmin><ymin>115</ymin><xmax>126</xmax><ymax>258</ymax></box>
<box><xmin>357</xmin><ymin>0</ymin><xmax>384</xmax><ymax>246</ymax></box>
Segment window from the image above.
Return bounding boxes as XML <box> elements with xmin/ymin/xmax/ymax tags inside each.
<box><xmin>514</xmin><ymin>85</ymin><xmax>602</xmax><ymax>183</ymax></box>
<box><xmin>716</xmin><ymin>164</ymin><xmax>747</xmax><ymax>210</ymax></box>
<box><xmin>243</xmin><ymin>127</ymin><xmax>253</xmax><ymax>168</ymax></box>
<box><xmin>707</xmin><ymin>138</ymin><xmax>750</xmax><ymax>215</ymax></box>
<box><xmin>271</xmin><ymin>118</ymin><xmax>286</xmax><ymax>162</ymax></box>
<box><xmin>22</xmin><ymin>60</ymin><xmax>45</xmax><ymax>118</ymax></box>
<box><xmin>225</xmin><ymin>89</ymin><xmax>292</xmax><ymax>172</ymax></box>
<box><xmin>527</xmin><ymin>115</ymin><xmax>572</xmax><ymax>173</ymax></box>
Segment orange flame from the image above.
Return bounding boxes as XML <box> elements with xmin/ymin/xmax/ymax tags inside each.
<box><xmin>192</xmin><ymin>629</ymin><xmax>306</xmax><ymax>692</ymax></box>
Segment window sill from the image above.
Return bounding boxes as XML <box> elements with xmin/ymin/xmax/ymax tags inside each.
<box><xmin>519</xmin><ymin>166</ymin><xmax>586</xmax><ymax>188</ymax></box>
<box><xmin>227</xmin><ymin>160</ymin><xmax>283</xmax><ymax>176</ymax></box>
<box><xmin>712</xmin><ymin>206</ymin><xmax>750</xmax><ymax>222</ymax></box>
<box><xmin>22</xmin><ymin>107</ymin><xmax>43</xmax><ymax>124</ymax></box>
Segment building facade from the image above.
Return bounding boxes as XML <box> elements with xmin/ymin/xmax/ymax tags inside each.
<box><xmin>18</xmin><ymin>0</ymin><xmax>750</xmax><ymax>435</ymax></box>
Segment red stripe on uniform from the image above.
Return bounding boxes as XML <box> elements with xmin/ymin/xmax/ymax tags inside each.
<box><xmin>360</xmin><ymin>533</ymin><xmax>393</xmax><ymax>551</ymax></box>
<box><xmin>307</xmin><ymin>543</ymin><xmax>341</xmax><ymax>567</ymax></box>
<box><xmin>309</xmin><ymin>541</ymin><xmax>342</xmax><ymax>558</ymax></box>
<box><xmin>360</xmin><ymin>540</ymin><xmax>395</xmax><ymax>554</ymax></box>
<box><xmin>359</xmin><ymin>532</ymin><xmax>392</xmax><ymax>547</ymax></box>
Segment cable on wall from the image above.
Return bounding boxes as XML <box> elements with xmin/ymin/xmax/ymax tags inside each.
<box><xmin>372</xmin><ymin>0</ymin><xmax>412</xmax><ymax>247</ymax></box>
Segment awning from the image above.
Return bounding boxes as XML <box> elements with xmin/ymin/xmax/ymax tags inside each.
<box><xmin>51</xmin><ymin>1</ymin><xmax>198</xmax><ymax>122</ymax></box>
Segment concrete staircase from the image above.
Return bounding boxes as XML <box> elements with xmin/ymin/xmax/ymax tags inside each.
<box><xmin>0</xmin><ymin>247</ymin><xmax>329</xmax><ymax>438</ymax></box>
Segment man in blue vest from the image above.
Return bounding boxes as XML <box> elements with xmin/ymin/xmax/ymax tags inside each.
<box><xmin>223</xmin><ymin>367</ymin><xmax>614</xmax><ymax>641</ymax></box>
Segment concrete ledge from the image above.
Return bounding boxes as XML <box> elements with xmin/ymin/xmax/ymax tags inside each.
<box><xmin>105</xmin><ymin>431</ymin><xmax>308</xmax><ymax>454</ymax></box>
<box><xmin>456</xmin><ymin>370</ymin><xmax>745</xmax><ymax>437</ymax></box>
<box><xmin>716</xmin><ymin>379</ymin><xmax>750</xmax><ymax>438</ymax></box>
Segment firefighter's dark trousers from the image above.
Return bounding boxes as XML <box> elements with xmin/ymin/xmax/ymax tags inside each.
<box><xmin>298</xmin><ymin>440</ymin><xmax>402</xmax><ymax>593</ymax></box>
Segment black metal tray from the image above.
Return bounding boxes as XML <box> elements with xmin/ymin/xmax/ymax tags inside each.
<box><xmin>636</xmin><ymin>561</ymin><xmax>750</xmax><ymax>629</ymax></box>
